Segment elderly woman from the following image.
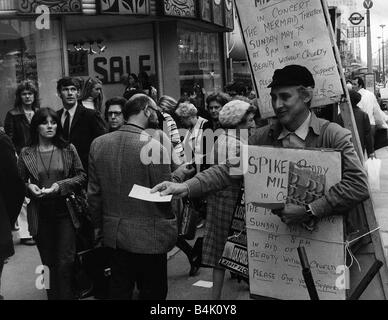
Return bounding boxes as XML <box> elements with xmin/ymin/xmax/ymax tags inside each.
<box><xmin>202</xmin><ymin>100</ymin><xmax>256</xmax><ymax>299</ymax></box>
<box><xmin>175</xmin><ymin>102</ymin><xmax>208</xmax><ymax>173</ymax></box>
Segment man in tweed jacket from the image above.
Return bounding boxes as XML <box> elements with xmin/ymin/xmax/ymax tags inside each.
<box><xmin>88</xmin><ymin>94</ymin><xmax>188</xmax><ymax>300</ymax></box>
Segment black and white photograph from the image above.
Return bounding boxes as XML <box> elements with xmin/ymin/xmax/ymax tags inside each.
<box><xmin>1</xmin><ymin>0</ymin><xmax>388</xmax><ymax>311</ymax></box>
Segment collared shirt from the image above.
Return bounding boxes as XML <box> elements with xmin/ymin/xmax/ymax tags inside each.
<box><xmin>277</xmin><ymin>112</ymin><xmax>311</xmax><ymax>148</ymax></box>
<box><xmin>357</xmin><ymin>88</ymin><xmax>382</xmax><ymax>126</ymax></box>
<box><xmin>61</xmin><ymin>104</ymin><xmax>77</xmax><ymax>129</ymax></box>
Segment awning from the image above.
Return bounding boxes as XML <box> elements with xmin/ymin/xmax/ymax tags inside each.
<box><xmin>227</xmin><ymin>12</ymin><xmax>247</xmax><ymax>62</ymax></box>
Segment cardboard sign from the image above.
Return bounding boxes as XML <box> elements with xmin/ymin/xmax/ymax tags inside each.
<box><xmin>235</xmin><ymin>0</ymin><xmax>344</xmax><ymax>118</ymax></box>
<box><xmin>244</xmin><ymin>145</ymin><xmax>345</xmax><ymax>300</ymax></box>
<box><xmin>220</xmin><ymin>188</ymin><xmax>249</xmax><ymax>278</ymax></box>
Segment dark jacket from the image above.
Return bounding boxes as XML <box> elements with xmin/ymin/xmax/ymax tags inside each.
<box><xmin>57</xmin><ymin>103</ymin><xmax>106</xmax><ymax>171</ymax></box>
<box><xmin>0</xmin><ymin>132</ymin><xmax>25</xmax><ymax>260</ymax></box>
<box><xmin>17</xmin><ymin>144</ymin><xmax>87</xmax><ymax>236</ymax></box>
<box><xmin>338</xmin><ymin>107</ymin><xmax>374</xmax><ymax>156</ymax></box>
<box><xmin>4</xmin><ymin>107</ymin><xmax>33</xmax><ymax>154</ymax></box>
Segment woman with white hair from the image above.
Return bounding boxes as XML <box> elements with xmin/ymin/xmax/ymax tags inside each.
<box><xmin>202</xmin><ymin>99</ymin><xmax>256</xmax><ymax>299</ymax></box>
<box><xmin>175</xmin><ymin>102</ymin><xmax>208</xmax><ymax>174</ymax></box>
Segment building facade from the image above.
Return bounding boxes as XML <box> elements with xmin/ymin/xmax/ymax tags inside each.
<box><xmin>0</xmin><ymin>0</ymin><xmax>234</xmax><ymax>123</ymax></box>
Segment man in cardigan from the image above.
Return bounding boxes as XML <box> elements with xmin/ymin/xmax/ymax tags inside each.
<box><xmin>152</xmin><ymin>65</ymin><xmax>369</xmax><ymax>236</ymax></box>
<box><xmin>0</xmin><ymin>132</ymin><xmax>25</xmax><ymax>299</ymax></box>
<box><xmin>88</xmin><ymin>94</ymin><xmax>190</xmax><ymax>300</ymax></box>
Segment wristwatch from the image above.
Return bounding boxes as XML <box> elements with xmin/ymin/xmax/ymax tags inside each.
<box><xmin>305</xmin><ymin>204</ymin><xmax>313</xmax><ymax>216</ymax></box>
<box><xmin>305</xmin><ymin>204</ymin><xmax>317</xmax><ymax>221</ymax></box>
<box><xmin>303</xmin><ymin>204</ymin><xmax>317</xmax><ymax>231</ymax></box>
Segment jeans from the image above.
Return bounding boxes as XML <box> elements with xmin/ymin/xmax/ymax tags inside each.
<box><xmin>35</xmin><ymin>214</ymin><xmax>76</xmax><ymax>300</ymax></box>
<box><xmin>109</xmin><ymin>248</ymin><xmax>167</xmax><ymax>300</ymax></box>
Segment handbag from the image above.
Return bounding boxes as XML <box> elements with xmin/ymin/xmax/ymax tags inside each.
<box><xmin>180</xmin><ymin>200</ymin><xmax>199</xmax><ymax>240</ymax></box>
<box><xmin>74</xmin><ymin>247</ymin><xmax>112</xmax><ymax>300</ymax></box>
<box><xmin>365</xmin><ymin>157</ymin><xmax>381</xmax><ymax>191</ymax></box>
<box><xmin>65</xmin><ymin>190</ymin><xmax>94</xmax><ymax>251</ymax></box>
<box><xmin>65</xmin><ymin>190</ymin><xmax>89</xmax><ymax>228</ymax></box>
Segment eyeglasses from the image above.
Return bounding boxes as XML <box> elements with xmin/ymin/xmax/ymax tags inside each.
<box><xmin>107</xmin><ymin>111</ymin><xmax>122</xmax><ymax>117</ymax></box>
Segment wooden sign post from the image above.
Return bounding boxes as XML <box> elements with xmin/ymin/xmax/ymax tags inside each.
<box><xmin>234</xmin><ymin>0</ymin><xmax>388</xmax><ymax>299</ymax></box>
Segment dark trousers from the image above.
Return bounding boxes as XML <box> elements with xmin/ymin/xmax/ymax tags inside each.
<box><xmin>0</xmin><ymin>260</ymin><xmax>4</xmax><ymax>293</ymax></box>
<box><xmin>109</xmin><ymin>248</ymin><xmax>167</xmax><ymax>300</ymax></box>
<box><xmin>371</xmin><ymin>124</ymin><xmax>376</xmax><ymax>150</ymax></box>
<box><xmin>35</xmin><ymin>215</ymin><xmax>76</xmax><ymax>300</ymax></box>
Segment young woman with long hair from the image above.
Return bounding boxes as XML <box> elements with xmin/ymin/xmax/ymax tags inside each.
<box><xmin>80</xmin><ymin>77</ymin><xmax>104</xmax><ymax>112</ymax></box>
<box><xmin>17</xmin><ymin>107</ymin><xmax>86</xmax><ymax>300</ymax></box>
<box><xmin>4</xmin><ymin>80</ymin><xmax>40</xmax><ymax>246</ymax></box>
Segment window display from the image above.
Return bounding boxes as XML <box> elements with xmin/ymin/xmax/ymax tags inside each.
<box><xmin>178</xmin><ymin>28</ymin><xmax>223</xmax><ymax>99</ymax></box>
<box><xmin>0</xmin><ymin>19</ymin><xmax>63</xmax><ymax>124</ymax></box>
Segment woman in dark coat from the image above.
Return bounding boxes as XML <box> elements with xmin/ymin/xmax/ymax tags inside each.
<box><xmin>4</xmin><ymin>80</ymin><xmax>40</xmax><ymax>154</ymax></box>
<box><xmin>18</xmin><ymin>108</ymin><xmax>87</xmax><ymax>300</ymax></box>
<box><xmin>4</xmin><ymin>80</ymin><xmax>40</xmax><ymax>245</ymax></box>
<box><xmin>0</xmin><ymin>132</ymin><xmax>25</xmax><ymax>299</ymax></box>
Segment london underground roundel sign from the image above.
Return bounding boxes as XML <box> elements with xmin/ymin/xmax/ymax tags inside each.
<box><xmin>349</xmin><ymin>12</ymin><xmax>364</xmax><ymax>26</ymax></box>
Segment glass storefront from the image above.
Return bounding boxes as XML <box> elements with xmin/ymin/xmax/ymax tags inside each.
<box><xmin>66</xmin><ymin>21</ymin><xmax>155</xmax><ymax>104</ymax></box>
<box><xmin>0</xmin><ymin>19</ymin><xmax>64</xmax><ymax>124</ymax></box>
<box><xmin>0</xmin><ymin>18</ymin><xmax>226</xmax><ymax>127</ymax></box>
<box><xmin>178</xmin><ymin>28</ymin><xmax>223</xmax><ymax>99</ymax></box>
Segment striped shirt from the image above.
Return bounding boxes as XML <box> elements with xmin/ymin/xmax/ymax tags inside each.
<box><xmin>162</xmin><ymin>112</ymin><xmax>185</xmax><ymax>164</ymax></box>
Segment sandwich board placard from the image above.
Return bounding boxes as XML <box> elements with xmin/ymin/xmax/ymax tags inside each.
<box><xmin>244</xmin><ymin>145</ymin><xmax>345</xmax><ymax>300</ymax></box>
<box><xmin>234</xmin><ymin>0</ymin><xmax>344</xmax><ymax>118</ymax></box>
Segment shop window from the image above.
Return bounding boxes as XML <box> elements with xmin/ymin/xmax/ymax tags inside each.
<box><xmin>178</xmin><ymin>28</ymin><xmax>223</xmax><ymax>101</ymax></box>
<box><xmin>66</xmin><ymin>23</ymin><xmax>155</xmax><ymax>102</ymax></box>
<box><xmin>0</xmin><ymin>19</ymin><xmax>63</xmax><ymax>125</ymax></box>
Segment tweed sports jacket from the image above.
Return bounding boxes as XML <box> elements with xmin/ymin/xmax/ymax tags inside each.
<box><xmin>185</xmin><ymin>113</ymin><xmax>369</xmax><ymax>222</ymax></box>
<box><xmin>17</xmin><ymin>143</ymin><xmax>87</xmax><ymax>236</ymax></box>
<box><xmin>88</xmin><ymin>124</ymin><xmax>184</xmax><ymax>254</ymax></box>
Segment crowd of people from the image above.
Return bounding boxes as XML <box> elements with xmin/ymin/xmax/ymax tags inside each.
<box><xmin>0</xmin><ymin>64</ymin><xmax>384</xmax><ymax>300</ymax></box>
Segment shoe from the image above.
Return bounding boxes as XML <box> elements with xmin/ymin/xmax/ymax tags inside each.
<box><xmin>189</xmin><ymin>263</ymin><xmax>200</xmax><ymax>277</ymax></box>
<box><xmin>20</xmin><ymin>238</ymin><xmax>36</xmax><ymax>246</ymax></box>
<box><xmin>196</xmin><ymin>220</ymin><xmax>204</xmax><ymax>229</ymax></box>
<box><xmin>189</xmin><ymin>255</ymin><xmax>201</xmax><ymax>277</ymax></box>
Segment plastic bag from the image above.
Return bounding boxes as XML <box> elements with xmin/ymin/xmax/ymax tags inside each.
<box><xmin>365</xmin><ymin>158</ymin><xmax>381</xmax><ymax>191</ymax></box>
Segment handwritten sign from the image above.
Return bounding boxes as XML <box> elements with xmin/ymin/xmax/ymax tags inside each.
<box><xmin>235</xmin><ymin>0</ymin><xmax>344</xmax><ymax>118</ymax></box>
<box><xmin>220</xmin><ymin>188</ymin><xmax>249</xmax><ymax>278</ymax></box>
<box><xmin>244</xmin><ymin>146</ymin><xmax>345</xmax><ymax>300</ymax></box>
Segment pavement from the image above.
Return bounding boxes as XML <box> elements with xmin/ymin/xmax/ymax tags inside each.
<box><xmin>371</xmin><ymin>147</ymin><xmax>388</xmax><ymax>266</ymax></box>
<box><xmin>2</xmin><ymin>147</ymin><xmax>388</xmax><ymax>300</ymax></box>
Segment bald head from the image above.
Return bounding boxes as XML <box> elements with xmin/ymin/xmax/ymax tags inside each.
<box><xmin>124</xmin><ymin>93</ymin><xmax>156</xmax><ymax>120</ymax></box>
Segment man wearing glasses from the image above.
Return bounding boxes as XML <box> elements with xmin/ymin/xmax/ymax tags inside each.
<box><xmin>104</xmin><ymin>97</ymin><xmax>127</xmax><ymax>132</ymax></box>
<box><xmin>88</xmin><ymin>94</ymin><xmax>189</xmax><ymax>300</ymax></box>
